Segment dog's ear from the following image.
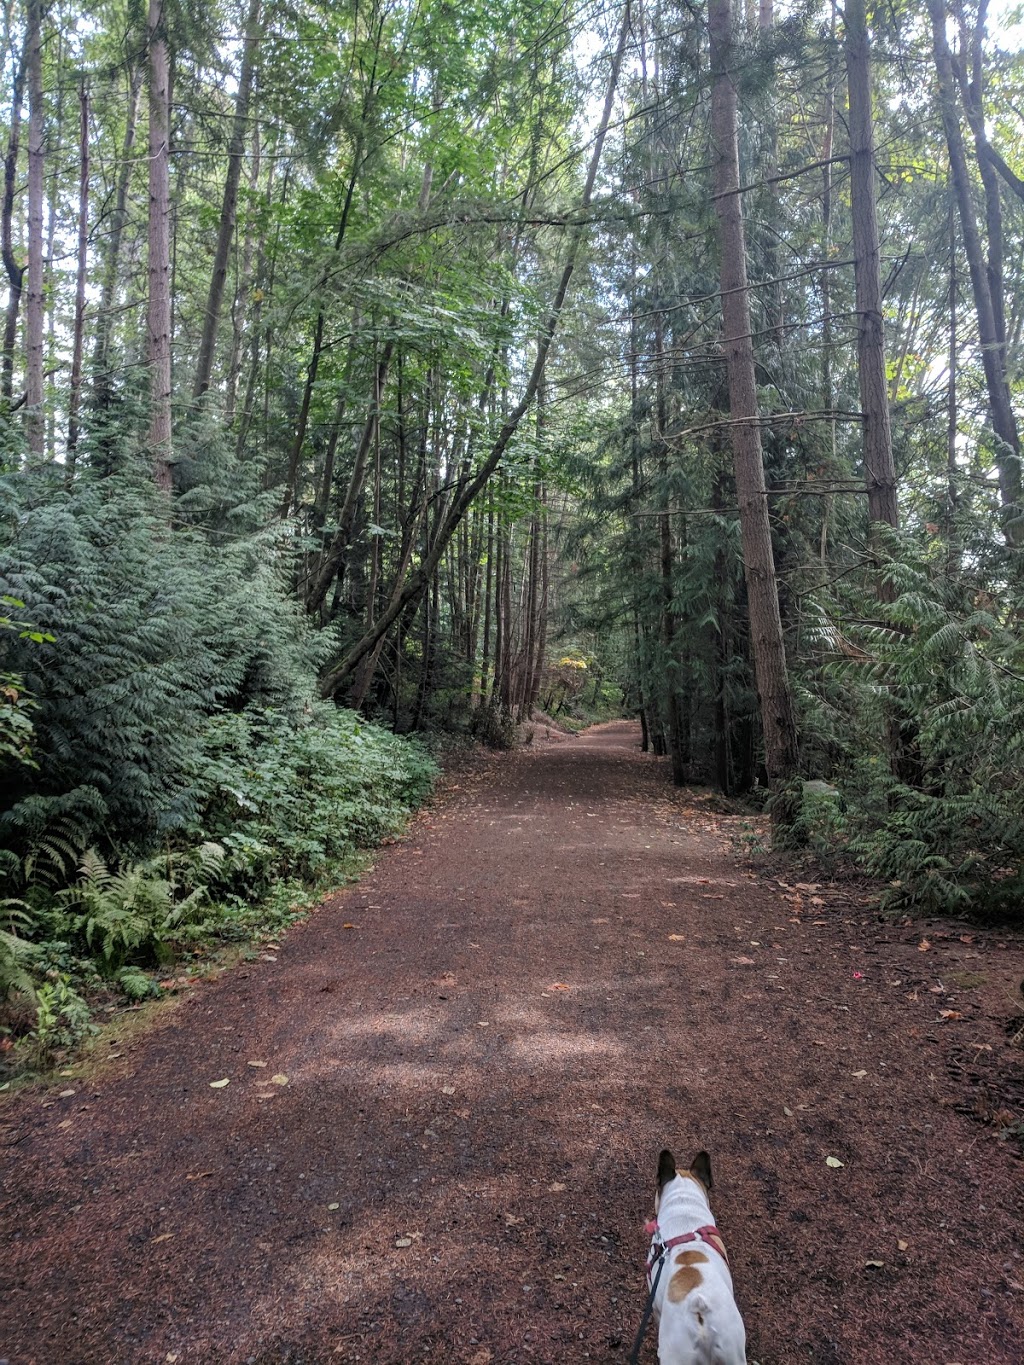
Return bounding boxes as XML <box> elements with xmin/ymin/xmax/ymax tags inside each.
<box><xmin>690</xmin><ymin>1150</ymin><xmax>714</xmax><ymax>1192</ymax></box>
<box><xmin>657</xmin><ymin>1149</ymin><xmax>677</xmax><ymax>1190</ymax></box>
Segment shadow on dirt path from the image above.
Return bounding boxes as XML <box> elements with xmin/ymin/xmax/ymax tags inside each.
<box><xmin>2</xmin><ymin>721</ymin><xmax>1022</xmax><ymax>1364</ymax></box>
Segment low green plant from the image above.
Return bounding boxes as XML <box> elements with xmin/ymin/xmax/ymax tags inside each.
<box><xmin>196</xmin><ymin>704</ymin><xmax>436</xmax><ymax>887</ymax></box>
<box><xmin>1</xmin><ymin>925</ymin><xmax>39</xmax><ymax>1002</ymax></box>
<box><xmin>56</xmin><ymin>849</ymin><xmax>210</xmax><ymax>970</ymax></box>
<box><xmin>31</xmin><ymin>974</ymin><xmax>94</xmax><ymax>1058</ymax></box>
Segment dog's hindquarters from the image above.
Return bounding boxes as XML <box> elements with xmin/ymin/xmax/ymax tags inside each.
<box><xmin>657</xmin><ymin>1286</ymin><xmax>747</xmax><ymax>1365</ymax></box>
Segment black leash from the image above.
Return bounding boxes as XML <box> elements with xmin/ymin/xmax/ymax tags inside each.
<box><xmin>628</xmin><ymin>1249</ymin><xmax>666</xmax><ymax>1365</ymax></box>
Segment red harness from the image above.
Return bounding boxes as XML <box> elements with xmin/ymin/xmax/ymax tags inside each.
<box><xmin>644</xmin><ymin>1220</ymin><xmax>729</xmax><ymax>1278</ymax></box>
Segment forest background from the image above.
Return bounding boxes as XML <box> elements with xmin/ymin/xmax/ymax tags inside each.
<box><xmin>1</xmin><ymin>0</ymin><xmax>1023</xmax><ymax>1064</ymax></box>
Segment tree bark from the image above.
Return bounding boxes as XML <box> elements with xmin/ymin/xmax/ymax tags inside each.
<box><xmin>306</xmin><ymin>340</ymin><xmax>395</xmax><ymax>612</ymax></box>
<box><xmin>224</xmin><ymin>126</ymin><xmax>262</xmax><ymax>424</ymax></box>
<box><xmin>147</xmin><ymin>0</ymin><xmax>173</xmax><ymax>490</ymax></box>
<box><xmin>844</xmin><ymin>0</ymin><xmax>898</xmax><ymax>539</ymax></box>
<box><xmin>927</xmin><ymin>0</ymin><xmax>1020</xmax><ymax>538</ymax></box>
<box><xmin>1</xmin><ymin>29</ymin><xmax>26</xmax><ymax>405</ymax></box>
<box><xmin>193</xmin><ymin>0</ymin><xmax>261</xmax><ymax>402</ymax></box>
<box><xmin>67</xmin><ymin>78</ymin><xmax>89</xmax><ymax>472</ymax></box>
<box><xmin>655</xmin><ymin>314</ymin><xmax>686</xmax><ymax>785</ymax></box>
<box><xmin>709</xmin><ymin>0</ymin><xmax>799</xmax><ymax>790</ymax></box>
<box><xmin>24</xmin><ymin>0</ymin><xmax>43</xmax><ymax>456</ymax></box>
<box><xmin>92</xmin><ymin>57</ymin><xmax>142</xmax><ymax>410</ymax></box>
<box><xmin>955</xmin><ymin>0</ymin><xmax>1006</xmax><ymax>347</ymax></box>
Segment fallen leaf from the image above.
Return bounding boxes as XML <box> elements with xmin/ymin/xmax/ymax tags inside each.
<box><xmin>270</xmin><ymin>1073</ymin><xmax>288</xmax><ymax>1086</ymax></box>
<box><xmin>395</xmin><ymin>1237</ymin><xmax>413</xmax><ymax>1248</ymax></box>
<box><xmin>342</xmin><ymin>923</ymin><xmax>359</xmax><ymax>930</ymax></box>
<box><xmin>825</xmin><ymin>1156</ymin><xmax>844</xmax><ymax>1168</ymax></box>
<box><xmin>897</xmin><ymin>1238</ymin><xmax>909</xmax><ymax>1251</ymax></box>
<box><xmin>58</xmin><ymin>1088</ymin><xmax>76</xmax><ymax>1098</ymax></box>
<box><xmin>851</xmin><ymin>1070</ymin><xmax>868</xmax><ymax>1078</ymax></box>
<box><xmin>783</xmin><ymin>1106</ymin><xmax>793</xmax><ymax>1117</ymax></box>
<box><xmin>939</xmin><ymin>1009</ymin><xmax>963</xmax><ymax>1020</ymax></box>
<box><xmin>247</xmin><ymin>1060</ymin><xmax>267</xmax><ymax>1069</ymax></box>
<box><xmin>667</xmin><ymin>934</ymin><xmax>686</xmax><ymax>942</ymax></box>
<box><xmin>864</xmin><ymin>1259</ymin><xmax>884</xmax><ymax>1269</ymax></box>
<box><xmin>959</xmin><ymin>934</ymin><xmax>974</xmax><ymax>944</ymax></box>
<box><xmin>208</xmin><ymin>1078</ymin><xmax>230</xmax><ymax>1089</ymax></box>
<box><xmin>548</xmin><ymin>1182</ymin><xmax>566</xmax><ymax>1192</ymax></box>
<box><xmin>918</xmin><ymin>939</ymin><xmax>931</xmax><ymax>952</ymax></box>
<box><xmin>549</xmin><ymin>982</ymin><xmax>571</xmax><ymax>991</ymax></box>
<box><xmin>731</xmin><ymin>956</ymin><xmax>756</xmax><ymax>966</ymax></box>
<box><xmin>150</xmin><ymin>1232</ymin><xmax>175</xmax><ymax>1244</ymax></box>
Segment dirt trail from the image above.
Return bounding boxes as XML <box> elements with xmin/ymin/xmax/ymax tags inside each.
<box><xmin>2</xmin><ymin>722</ymin><xmax>1023</xmax><ymax>1365</ymax></box>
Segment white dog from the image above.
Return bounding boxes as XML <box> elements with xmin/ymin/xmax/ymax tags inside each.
<box><xmin>644</xmin><ymin>1148</ymin><xmax>747</xmax><ymax>1365</ymax></box>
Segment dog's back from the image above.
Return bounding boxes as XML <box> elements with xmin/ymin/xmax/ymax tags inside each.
<box><xmin>657</xmin><ymin>1281</ymin><xmax>746</xmax><ymax>1365</ymax></box>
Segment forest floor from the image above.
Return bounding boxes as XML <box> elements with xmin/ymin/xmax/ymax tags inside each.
<box><xmin>2</xmin><ymin>721</ymin><xmax>1023</xmax><ymax>1365</ymax></box>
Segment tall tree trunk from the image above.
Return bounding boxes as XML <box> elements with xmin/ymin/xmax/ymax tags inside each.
<box><xmin>956</xmin><ymin>0</ymin><xmax>1006</xmax><ymax>349</ymax></box>
<box><xmin>306</xmin><ymin>340</ymin><xmax>395</xmax><ymax>611</ymax></box>
<box><xmin>92</xmin><ymin>58</ymin><xmax>142</xmax><ymax>410</ymax></box>
<box><xmin>709</xmin><ymin>0</ymin><xmax>799</xmax><ymax>791</ymax></box>
<box><xmin>927</xmin><ymin>0</ymin><xmax>1020</xmax><ymax>539</ymax></box>
<box><xmin>147</xmin><ymin>0</ymin><xmax>173</xmax><ymax>490</ymax></box>
<box><xmin>1</xmin><ymin>31</ymin><xmax>26</xmax><ymax>404</ymax></box>
<box><xmin>224</xmin><ymin>126</ymin><xmax>263</xmax><ymax>424</ymax></box>
<box><xmin>655</xmin><ymin>314</ymin><xmax>686</xmax><ymax>785</ymax></box>
<box><xmin>67</xmin><ymin>78</ymin><xmax>89</xmax><ymax>474</ymax></box>
<box><xmin>844</xmin><ymin>0</ymin><xmax>899</xmax><ymax>538</ymax></box>
<box><xmin>280</xmin><ymin>111</ymin><xmax>369</xmax><ymax>516</ymax></box>
<box><xmin>479</xmin><ymin>502</ymin><xmax>495</xmax><ymax>705</ymax></box>
<box><xmin>947</xmin><ymin>204</ymin><xmax>960</xmax><ymax>574</ymax></box>
<box><xmin>24</xmin><ymin>0</ymin><xmax>43</xmax><ymax>456</ymax></box>
<box><xmin>193</xmin><ymin>0</ymin><xmax>261</xmax><ymax>402</ymax></box>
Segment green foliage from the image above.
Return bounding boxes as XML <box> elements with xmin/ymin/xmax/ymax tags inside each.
<box><xmin>55</xmin><ymin>849</ymin><xmax>210</xmax><ymax>971</ymax></box>
<box><xmin>797</xmin><ymin>531</ymin><xmax>1024</xmax><ymax>918</ymax></box>
<box><xmin>0</xmin><ymin>467</ymin><xmax>326</xmax><ymax>854</ymax></box>
<box><xmin>197</xmin><ymin>703</ymin><xmax>436</xmax><ymax>888</ymax></box>
<box><xmin>30</xmin><ymin>976</ymin><xmax>95</xmax><ymax>1058</ymax></box>
<box><xmin>0</xmin><ymin>906</ymin><xmax>40</xmax><ymax>1004</ymax></box>
<box><xmin>0</xmin><ymin>463</ymin><xmax>436</xmax><ymax>1067</ymax></box>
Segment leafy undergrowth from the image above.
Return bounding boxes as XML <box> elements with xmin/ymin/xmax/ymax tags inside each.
<box><xmin>0</xmin><ymin>706</ymin><xmax>436</xmax><ymax>1082</ymax></box>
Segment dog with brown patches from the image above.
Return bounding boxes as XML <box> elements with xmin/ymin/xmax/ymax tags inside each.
<box><xmin>645</xmin><ymin>1149</ymin><xmax>747</xmax><ymax>1365</ymax></box>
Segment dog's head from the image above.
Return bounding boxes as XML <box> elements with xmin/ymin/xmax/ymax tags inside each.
<box><xmin>655</xmin><ymin>1148</ymin><xmax>714</xmax><ymax>1211</ymax></box>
